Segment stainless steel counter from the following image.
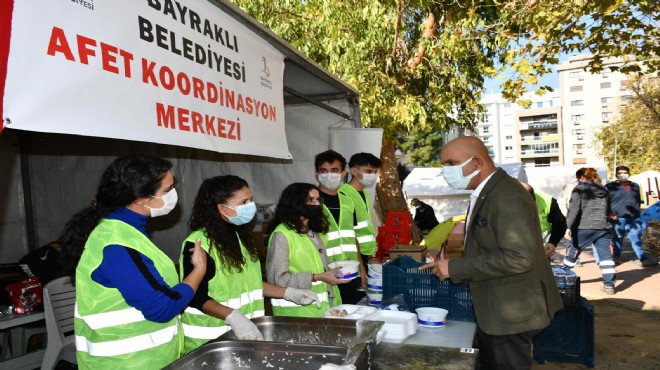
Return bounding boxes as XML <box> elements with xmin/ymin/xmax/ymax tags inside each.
<box><xmin>169</xmin><ymin>316</ymin><xmax>479</xmax><ymax>369</ymax></box>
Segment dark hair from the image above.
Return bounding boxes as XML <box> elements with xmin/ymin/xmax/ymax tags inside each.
<box><xmin>615</xmin><ymin>165</ymin><xmax>630</xmax><ymax>174</ymax></box>
<box><xmin>188</xmin><ymin>175</ymin><xmax>260</xmax><ymax>272</ymax></box>
<box><xmin>59</xmin><ymin>154</ymin><xmax>173</xmax><ymax>283</ymax></box>
<box><xmin>348</xmin><ymin>152</ymin><xmax>382</xmax><ymax>168</ymax></box>
<box><xmin>314</xmin><ymin>150</ymin><xmax>346</xmax><ymax>172</ymax></box>
<box><xmin>269</xmin><ymin>183</ymin><xmax>328</xmax><ymax>235</ymax></box>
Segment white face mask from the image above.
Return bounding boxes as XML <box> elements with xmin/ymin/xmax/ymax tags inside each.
<box><xmin>443</xmin><ymin>157</ymin><xmax>480</xmax><ymax>190</ymax></box>
<box><xmin>617</xmin><ymin>173</ymin><xmax>629</xmax><ymax>182</ymax></box>
<box><xmin>358</xmin><ymin>171</ymin><xmax>378</xmax><ymax>187</ymax></box>
<box><xmin>144</xmin><ymin>188</ymin><xmax>178</xmax><ymax>217</ymax></box>
<box><xmin>318</xmin><ymin>173</ymin><xmax>343</xmax><ymax>190</ymax></box>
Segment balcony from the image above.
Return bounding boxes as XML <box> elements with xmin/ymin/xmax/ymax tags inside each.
<box><xmin>520</xmin><ymin>149</ymin><xmax>560</xmax><ymax>159</ymax></box>
<box><xmin>520</xmin><ymin>121</ymin><xmax>558</xmax><ymax>131</ymax></box>
<box><xmin>520</xmin><ymin>135</ymin><xmax>560</xmax><ymax>144</ymax></box>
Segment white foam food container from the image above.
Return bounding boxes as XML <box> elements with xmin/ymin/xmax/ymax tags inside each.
<box><xmin>363</xmin><ymin>310</ymin><xmax>417</xmax><ymax>343</ymax></box>
<box><xmin>323</xmin><ymin>304</ymin><xmax>378</xmax><ymax>320</ymax></box>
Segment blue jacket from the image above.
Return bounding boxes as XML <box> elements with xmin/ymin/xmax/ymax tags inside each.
<box><xmin>606</xmin><ymin>181</ymin><xmax>642</xmax><ymax>218</ymax></box>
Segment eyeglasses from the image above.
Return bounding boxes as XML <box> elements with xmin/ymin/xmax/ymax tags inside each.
<box><xmin>306</xmin><ymin>197</ymin><xmax>324</xmax><ymax>205</ymax></box>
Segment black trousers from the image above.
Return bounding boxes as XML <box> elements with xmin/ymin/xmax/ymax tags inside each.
<box><xmin>476</xmin><ymin>326</ymin><xmax>542</xmax><ymax>370</ymax></box>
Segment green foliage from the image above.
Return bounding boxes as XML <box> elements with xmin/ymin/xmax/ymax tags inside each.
<box><xmin>595</xmin><ymin>76</ymin><xmax>660</xmax><ymax>173</ymax></box>
<box><xmin>231</xmin><ymin>0</ymin><xmax>498</xmax><ymax>140</ymax></box>
<box><xmin>397</xmin><ymin>129</ymin><xmax>443</xmax><ymax>166</ymax></box>
<box><xmin>498</xmin><ymin>0</ymin><xmax>660</xmax><ymax>99</ymax></box>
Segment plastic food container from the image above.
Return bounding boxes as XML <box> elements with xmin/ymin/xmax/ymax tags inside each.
<box><xmin>364</xmin><ymin>310</ymin><xmax>417</xmax><ymax>343</ymax></box>
<box><xmin>366</xmin><ymin>290</ymin><xmax>383</xmax><ymax>306</ymax></box>
<box><xmin>415</xmin><ymin>307</ymin><xmax>449</xmax><ymax>328</ymax></box>
<box><xmin>328</xmin><ymin>260</ymin><xmax>360</xmax><ymax>280</ymax></box>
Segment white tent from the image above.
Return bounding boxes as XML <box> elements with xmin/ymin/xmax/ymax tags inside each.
<box><xmin>629</xmin><ymin>170</ymin><xmax>660</xmax><ymax>205</ymax></box>
<box><xmin>402</xmin><ymin>163</ymin><xmax>527</xmax><ymax>222</ymax></box>
<box><xmin>525</xmin><ymin>165</ymin><xmax>608</xmax><ymax>200</ymax></box>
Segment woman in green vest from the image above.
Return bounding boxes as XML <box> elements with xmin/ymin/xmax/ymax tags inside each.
<box><xmin>266</xmin><ymin>183</ymin><xmax>345</xmax><ymax>317</ymax></box>
<box><xmin>59</xmin><ymin>154</ymin><xmax>207</xmax><ymax>370</ymax></box>
<box><xmin>180</xmin><ymin>175</ymin><xmax>320</xmax><ymax>354</ymax></box>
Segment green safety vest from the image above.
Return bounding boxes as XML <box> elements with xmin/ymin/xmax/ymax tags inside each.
<box><xmin>74</xmin><ymin>219</ymin><xmax>180</xmax><ymax>370</ymax></box>
<box><xmin>340</xmin><ymin>184</ymin><xmax>377</xmax><ymax>256</ymax></box>
<box><xmin>322</xmin><ymin>194</ymin><xmax>359</xmax><ymax>263</ymax></box>
<box><xmin>268</xmin><ymin>224</ymin><xmax>341</xmax><ymax>317</ymax></box>
<box><xmin>534</xmin><ymin>191</ymin><xmax>552</xmax><ymax>242</ymax></box>
<box><xmin>179</xmin><ymin>230</ymin><xmax>264</xmax><ymax>355</ymax></box>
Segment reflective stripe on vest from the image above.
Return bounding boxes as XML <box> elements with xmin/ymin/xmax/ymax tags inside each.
<box><xmin>75</xmin><ymin>324</ymin><xmax>177</xmax><ymax>357</ymax></box>
<box><xmin>74</xmin><ymin>305</ymin><xmax>146</xmax><ymax>330</ymax></box>
<box><xmin>271</xmin><ymin>292</ymin><xmax>329</xmax><ymax>307</ymax></box>
<box><xmin>340</xmin><ymin>184</ymin><xmax>377</xmax><ymax>256</ymax></box>
<box><xmin>269</xmin><ymin>225</ymin><xmax>341</xmax><ymax>317</ymax></box>
<box><xmin>323</xmin><ymin>203</ymin><xmax>359</xmax><ymax>263</ymax></box>
<box><xmin>181</xmin><ymin>309</ymin><xmax>265</xmax><ymax>340</ymax></box>
<box><xmin>179</xmin><ymin>230</ymin><xmax>264</xmax><ymax>353</ymax></box>
<box><xmin>74</xmin><ymin>219</ymin><xmax>180</xmax><ymax>367</ymax></box>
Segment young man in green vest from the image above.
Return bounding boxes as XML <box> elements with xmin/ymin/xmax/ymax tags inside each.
<box><xmin>521</xmin><ymin>183</ymin><xmax>567</xmax><ymax>258</ymax></box>
<box><xmin>315</xmin><ymin>150</ymin><xmax>364</xmax><ymax>304</ymax></box>
<box><xmin>343</xmin><ymin>152</ymin><xmax>382</xmax><ymax>289</ymax></box>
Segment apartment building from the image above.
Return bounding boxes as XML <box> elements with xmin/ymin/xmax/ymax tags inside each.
<box><xmin>557</xmin><ymin>55</ymin><xmax>633</xmax><ymax>166</ymax></box>
<box><xmin>474</xmin><ymin>92</ymin><xmax>561</xmax><ymax>166</ymax></box>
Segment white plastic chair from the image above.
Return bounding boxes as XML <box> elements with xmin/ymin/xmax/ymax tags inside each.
<box><xmin>41</xmin><ymin>276</ymin><xmax>77</xmax><ymax>370</ymax></box>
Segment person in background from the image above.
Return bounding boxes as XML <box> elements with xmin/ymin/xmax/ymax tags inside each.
<box><xmin>59</xmin><ymin>154</ymin><xmax>207</xmax><ymax>369</ymax></box>
<box><xmin>420</xmin><ymin>136</ymin><xmax>562</xmax><ymax>370</ymax></box>
<box><xmin>180</xmin><ymin>175</ymin><xmax>320</xmax><ymax>354</ymax></box>
<box><xmin>606</xmin><ymin>165</ymin><xmax>657</xmax><ymax>267</ymax></box>
<box><xmin>266</xmin><ymin>183</ymin><xmax>346</xmax><ymax>317</ymax></box>
<box><xmin>411</xmin><ymin>198</ymin><xmax>440</xmax><ymax>236</ymax></box>
<box><xmin>520</xmin><ymin>183</ymin><xmax>567</xmax><ymax>257</ymax></box>
<box><xmin>562</xmin><ymin>168</ymin><xmax>617</xmax><ymax>294</ymax></box>
<box><xmin>558</xmin><ymin>168</ymin><xmax>593</xmax><ymax>265</ymax></box>
<box><xmin>314</xmin><ymin>150</ymin><xmax>363</xmax><ymax>304</ymax></box>
<box><xmin>343</xmin><ymin>152</ymin><xmax>382</xmax><ymax>289</ymax></box>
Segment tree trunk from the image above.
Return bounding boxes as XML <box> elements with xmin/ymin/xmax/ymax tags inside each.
<box><xmin>376</xmin><ymin>139</ymin><xmax>408</xmax><ymax>214</ymax></box>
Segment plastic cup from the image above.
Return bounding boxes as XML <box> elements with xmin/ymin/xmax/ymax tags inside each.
<box><xmin>415</xmin><ymin>307</ymin><xmax>448</xmax><ymax>327</ymax></box>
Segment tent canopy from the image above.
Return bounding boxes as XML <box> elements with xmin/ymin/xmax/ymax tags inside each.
<box><xmin>402</xmin><ymin>163</ymin><xmax>527</xmax><ymax>222</ymax></box>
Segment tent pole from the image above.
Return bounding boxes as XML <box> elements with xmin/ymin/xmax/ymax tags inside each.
<box><xmin>18</xmin><ymin>131</ymin><xmax>37</xmax><ymax>251</ymax></box>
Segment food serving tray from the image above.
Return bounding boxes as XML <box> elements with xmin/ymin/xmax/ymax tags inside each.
<box><xmin>216</xmin><ymin>316</ymin><xmax>383</xmax><ymax>368</ymax></box>
<box><xmin>164</xmin><ymin>340</ymin><xmax>346</xmax><ymax>370</ymax></box>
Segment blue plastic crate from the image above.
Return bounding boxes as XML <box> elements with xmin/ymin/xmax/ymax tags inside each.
<box><xmin>533</xmin><ymin>297</ymin><xmax>595</xmax><ymax>368</ymax></box>
<box><xmin>382</xmin><ymin>256</ymin><xmax>475</xmax><ymax>322</ymax></box>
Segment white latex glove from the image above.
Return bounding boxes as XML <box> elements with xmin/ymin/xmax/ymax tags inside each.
<box><xmin>225</xmin><ymin>310</ymin><xmax>263</xmax><ymax>341</ymax></box>
<box><xmin>284</xmin><ymin>287</ymin><xmax>321</xmax><ymax>308</ymax></box>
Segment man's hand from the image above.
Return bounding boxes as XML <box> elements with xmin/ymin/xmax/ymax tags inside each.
<box><xmin>564</xmin><ymin>229</ymin><xmax>572</xmax><ymax>241</ymax></box>
<box><xmin>418</xmin><ymin>260</ymin><xmax>450</xmax><ymax>280</ymax></box>
<box><xmin>544</xmin><ymin>243</ymin><xmax>556</xmax><ymax>257</ymax></box>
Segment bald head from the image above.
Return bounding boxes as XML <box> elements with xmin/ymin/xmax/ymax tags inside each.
<box><xmin>440</xmin><ymin>136</ymin><xmax>497</xmax><ymax>189</ymax></box>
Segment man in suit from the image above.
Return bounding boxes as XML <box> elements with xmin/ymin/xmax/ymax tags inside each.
<box><xmin>420</xmin><ymin>136</ymin><xmax>562</xmax><ymax>370</ymax></box>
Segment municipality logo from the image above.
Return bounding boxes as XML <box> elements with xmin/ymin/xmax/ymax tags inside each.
<box><xmin>260</xmin><ymin>57</ymin><xmax>272</xmax><ymax>89</ymax></box>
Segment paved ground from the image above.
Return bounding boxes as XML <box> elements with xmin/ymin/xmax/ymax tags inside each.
<box><xmin>530</xmin><ymin>239</ymin><xmax>660</xmax><ymax>369</ymax></box>
<box><xmin>551</xmin><ymin>240</ymin><xmax>660</xmax><ymax>311</ymax></box>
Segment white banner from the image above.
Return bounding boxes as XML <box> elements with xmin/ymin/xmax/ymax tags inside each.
<box><xmin>1</xmin><ymin>0</ymin><xmax>290</xmax><ymax>159</ymax></box>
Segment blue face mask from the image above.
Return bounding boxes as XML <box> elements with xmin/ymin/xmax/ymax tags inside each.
<box><xmin>443</xmin><ymin>157</ymin><xmax>480</xmax><ymax>190</ymax></box>
<box><xmin>223</xmin><ymin>202</ymin><xmax>257</xmax><ymax>225</ymax></box>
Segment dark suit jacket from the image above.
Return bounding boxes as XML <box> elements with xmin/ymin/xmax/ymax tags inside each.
<box><xmin>449</xmin><ymin>169</ymin><xmax>563</xmax><ymax>335</ymax></box>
